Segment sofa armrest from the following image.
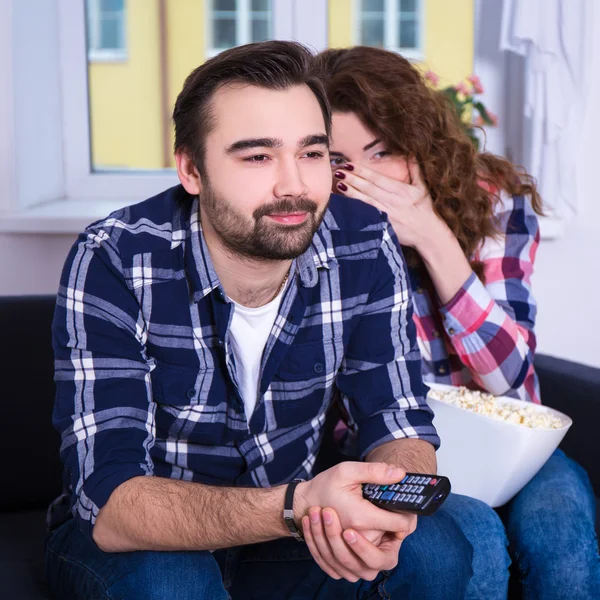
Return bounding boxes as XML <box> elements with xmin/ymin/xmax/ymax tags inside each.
<box><xmin>535</xmin><ymin>354</ymin><xmax>600</xmax><ymax>496</ymax></box>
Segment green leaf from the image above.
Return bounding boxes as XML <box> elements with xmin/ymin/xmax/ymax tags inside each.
<box><xmin>473</xmin><ymin>101</ymin><xmax>494</xmax><ymax>126</ymax></box>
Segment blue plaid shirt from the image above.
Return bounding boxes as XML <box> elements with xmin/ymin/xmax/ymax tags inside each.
<box><xmin>51</xmin><ymin>185</ymin><xmax>438</xmax><ymax>539</ymax></box>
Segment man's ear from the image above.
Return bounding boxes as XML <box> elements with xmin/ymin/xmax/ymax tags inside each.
<box><xmin>175</xmin><ymin>150</ymin><xmax>203</xmax><ymax>195</ymax></box>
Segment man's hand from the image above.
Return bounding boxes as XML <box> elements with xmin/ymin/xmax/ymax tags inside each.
<box><xmin>302</xmin><ymin>506</ymin><xmax>414</xmax><ymax>582</ymax></box>
<box><xmin>295</xmin><ymin>462</ymin><xmax>409</xmax><ymax>535</ymax></box>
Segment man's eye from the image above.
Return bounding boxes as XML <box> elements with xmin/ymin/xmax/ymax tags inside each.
<box><xmin>304</xmin><ymin>151</ymin><xmax>324</xmax><ymax>159</ymax></box>
<box><xmin>245</xmin><ymin>155</ymin><xmax>269</xmax><ymax>162</ymax></box>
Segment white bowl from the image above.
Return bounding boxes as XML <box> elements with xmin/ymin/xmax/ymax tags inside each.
<box><xmin>427</xmin><ymin>383</ymin><xmax>572</xmax><ymax>507</ymax></box>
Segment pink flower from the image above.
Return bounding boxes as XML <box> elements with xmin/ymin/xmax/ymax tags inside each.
<box><xmin>488</xmin><ymin>111</ymin><xmax>498</xmax><ymax>126</ymax></box>
<box><xmin>468</xmin><ymin>74</ymin><xmax>484</xmax><ymax>94</ymax></box>
<box><xmin>474</xmin><ymin>115</ymin><xmax>485</xmax><ymax>127</ymax></box>
<box><xmin>425</xmin><ymin>70</ymin><xmax>440</xmax><ymax>86</ymax></box>
<box><xmin>455</xmin><ymin>81</ymin><xmax>470</xmax><ymax>96</ymax></box>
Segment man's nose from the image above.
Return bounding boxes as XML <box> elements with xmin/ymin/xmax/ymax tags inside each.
<box><xmin>273</xmin><ymin>157</ymin><xmax>307</xmax><ymax>199</ymax></box>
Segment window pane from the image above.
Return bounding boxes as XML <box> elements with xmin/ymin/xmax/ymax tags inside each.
<box><xmin>361</xmin><ymin>17</ymin><xmax>385</xmax><ymax>46</ymax></box>
<box><xmin>100</xmin><ymin>16</ymin><xmax>122</xmax><ymax>50</ymax></box>
<box><xmin>251</xmin><ymin>0</ymin><xmax>270</xmax><ymax>12</ymax></box>
<box><xmin>101</xmin><ymin>0</ymin><xmax>124</xmax><ymax>12</ymax></box>
<box><xmin>362</xmin><ymin>0</ymin><xmax>384</xmax><ymax>11</ymax></box>
<box><xmin>213</xmin><ymin>18</ymin><xmax>237</xmax><ymax>49</ymax></box>
<box><xmin>400</xmin><ymin>0</ymin><xmax>417</xmax><ymax>12</ymax></box>
<box><xmin>252</xmin><ymin>18</ymin><xmax>270</xmax><ymax>43</ymax></box>
<box><xmin>214</xmin><ymin>0</ymin><xmax>237</xmax><ymax>10</ymax></box>
<box><xmin>398</xmin><ymin>18</ymin><xmax>417</xmax><ymax>48</ymax></box>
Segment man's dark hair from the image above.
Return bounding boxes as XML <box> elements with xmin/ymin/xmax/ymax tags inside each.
<box><xmin>173</xmin><ymin>40</ymin><xmax>331</xmax><ymax>175</ymax></box>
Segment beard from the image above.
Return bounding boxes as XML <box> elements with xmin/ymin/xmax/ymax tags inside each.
<box><xmin>199</xmin><ymin>179</ymin><xmax>328</xmax><ymax>261</ymax></box>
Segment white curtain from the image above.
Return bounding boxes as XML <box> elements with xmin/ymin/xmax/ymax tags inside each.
<box><xmin>500</xmin><ymin>0</ymin><xmax>594</xmax><ymax>217</ymax></box>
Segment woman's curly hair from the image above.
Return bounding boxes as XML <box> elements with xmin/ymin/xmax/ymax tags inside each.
<box><xmin>312</xmin><ymin>46</ymin><xmax>543</xmax><ymax>280</ymax></box>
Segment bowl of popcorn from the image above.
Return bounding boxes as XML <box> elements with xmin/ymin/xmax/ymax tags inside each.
<box><xmin>427</xmin><ymin>383</ymin><xmax>572</xmax><ymax>507</ymax></box>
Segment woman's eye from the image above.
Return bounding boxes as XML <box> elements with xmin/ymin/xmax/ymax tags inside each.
<box><xmin>373</xmin><ymin>150</ymin><xmax>390</xmax><ymax>159</ymax></box>
<box><xmin>330</xmin><ymin>157</ymin><xmax>345</xmax><ymax>167</ymax></box>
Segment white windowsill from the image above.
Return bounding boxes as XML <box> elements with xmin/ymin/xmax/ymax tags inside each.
<box><xmin>0</xmin><ymin>198</ymin><xmax>131</xmax><ymax>234</ymax></box>
<box><xmin>0</xmin><ymin>198</ymin><xmax>569</xmax><ymax>240</ymax></box>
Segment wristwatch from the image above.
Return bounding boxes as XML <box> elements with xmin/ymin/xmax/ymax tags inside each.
<box><xmin>283</xmin><ymin>478</ymin><xmax>305</xmax><ymax>542</ymax></box>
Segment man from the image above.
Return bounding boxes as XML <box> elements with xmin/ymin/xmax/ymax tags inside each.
<box><xmin>46</xmin><ymin>41</ymin><xmax>471</xmax><ymax>599</ymax></box>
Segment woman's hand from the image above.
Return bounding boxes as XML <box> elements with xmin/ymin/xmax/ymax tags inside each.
<box><xmin>334</xmin><ymin>160</ymin><xmax>450</xmax><ymax>253</ymax></box>
<box><xmin>334</xmin><ymin>160</ymin><xmax>473</xmax><ymax>304</ymax></box>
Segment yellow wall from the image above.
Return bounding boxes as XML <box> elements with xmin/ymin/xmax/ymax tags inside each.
<box><xmin>166</xmin><ymin>0</ymin><xmax>206</xmax><ymax>167</ymax></box>
<box><xmin>328</xmin><ymin>0</ymin><xmax>474</xmax><ymax>85</ymax></box>
<box><xmin>424</xmin><ymin>0</ymin><xmax>474</xmax><ymax>86</ymax></box>
<box><xmin>88</xmin><ymin>0</ymin><xmax>163</xmax><ymax>170</ymax></box>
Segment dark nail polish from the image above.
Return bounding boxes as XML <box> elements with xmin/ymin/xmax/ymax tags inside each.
<box><xmin>337</xmin><ymin>182</ymin><xmax>348</xmax><ymax>192</ymax></box>
<box><xmin>343</xmin><ymin>163</ymin><xmax>354</xmax><ymax>171</ymax></box>
<box><xmin>334</xmin><ymin>171</ymin><xmax>346</xmax><ymax>179</ymax></box>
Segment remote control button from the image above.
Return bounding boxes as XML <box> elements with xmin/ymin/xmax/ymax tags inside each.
<box><xmin>418</xmin><ymin>477</ymin><xmax>427</xmax><ymax>484</ymax></box>
<box><xmin>409</xmin><ymin>494</ymin><xmax>418</xmax><ymax>503</ymax></box>
<box><xmin>429</xmin><ymin>478</ymin><xmax>438</xmax><ymax>485</ymax></box>
<box><xmin>380</xmin><ymin>485</ymin><xmax>388</xmax><ymax>491</ymax></box>
<box><xmin>422</xmin><ymin>477</ymin><xmax>431</xmax><ymax>485</ymax></box>
<box><xmin>416</xmin><ymin>485</ymin><xmax>424</xmax><ymax>493</ymax></box>
<box><xmin>381</xmin><ymin>491</ymin><xmax>395</xmax><ymax>501</ymax></box>
<box><xmin>393</xmin><ymin>493</ymin><xmax>402</xmax><ymax>501</ymax></box>
<box><xmin>401</xmin><ymin>475</ymin><xmax>409</xmax><ymax>484</ymax></box>
<box><xmin>416</xmin><ymin>495</ymin><xmax>424</xmax><ymax>504</ymax></box>
<box><xmin>398</xmin><ymin>493</ymin><xmax>408</xmax><ymax>502</ymax></box>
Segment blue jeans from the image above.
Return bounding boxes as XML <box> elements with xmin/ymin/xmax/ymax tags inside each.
<box><xmin>431</xmin><ymin>450</ymin><xmax>600</xmax><ymax>600</ymax></box>
<box><xmin>45</xmin><ymin>505</ymin><xmax>472</xmax><ymax>599</ymax></box>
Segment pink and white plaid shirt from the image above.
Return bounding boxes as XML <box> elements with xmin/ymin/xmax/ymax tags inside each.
<box><xmin>410</xmin><ymin>191</ymin><xmax>540</xmax><ymax>403</ymax></box>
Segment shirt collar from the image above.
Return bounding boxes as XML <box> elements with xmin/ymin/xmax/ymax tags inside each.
<box><xmin>183</xmin><ymin>194</ymin><xmax>338</xmax><ymax>302</ymax></box>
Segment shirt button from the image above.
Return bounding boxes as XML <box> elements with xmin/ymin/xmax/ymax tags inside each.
<box><xmin>448</xmin><ymin>327</ymin><xmax>456</xmax><ymax>335</ymax></box>
<box><xmin>438</xmin><ymin>366</ymin><xmax>447</xmax><ymax>375</ymax></box>
<box><xmin>416</xmin><ymin>287</ymin><xmax>424</xmax><ymax>294</ymax></box>
<box><xmin>217</xmin><ymin>339</ymin><xmax>224</xmax><ymax>346</ymax></box>
<box><xmin>186</xmin><ymin>388</ymin><xmax>196</xmax><ymax>399</ymax></box>
<box><xmin>313</xmin><ymin>363</ymin><xmax>324</xmax><ymax>374</ymax></box>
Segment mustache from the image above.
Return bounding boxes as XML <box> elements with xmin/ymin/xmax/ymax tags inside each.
<box><xmin>253</xmin><ymin>196</ymin><xmax>319</xmax><ymax>221</ymax></box>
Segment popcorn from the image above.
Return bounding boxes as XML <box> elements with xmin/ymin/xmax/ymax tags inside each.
<box><xmin>428</xmin><ymin>386</ymin><xmax>563</xmax><ymax>430</ymax></box>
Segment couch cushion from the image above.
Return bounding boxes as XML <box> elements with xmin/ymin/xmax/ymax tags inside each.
<box><xmin>0</xmin><ymin>295</ymin><xmax>63</xmax><ymax>511</ymax></box>
<box><xmin>535</xmin><ymin>354</ymin><xmax>600</xmax><ymax>496</ymax></box>
<box><xmin>0</xmin><ymin>510</ymin><xmax>52</xmax><ymax>599</ymax></box>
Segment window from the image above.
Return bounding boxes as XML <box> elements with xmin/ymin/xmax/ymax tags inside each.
<box><xmin>87</xmin><ymin>0</ymin><xmax>127</xmax><ymax>61</ymax></box>
<box><xmin>208</xmin><ymin>0</ymin><xmax>273</xmax><ymax>57</ymax></box>
<box><xmin>355</xmin><ymin>0</ymin><xmax>423</xmax><ymax>60</ymax></box>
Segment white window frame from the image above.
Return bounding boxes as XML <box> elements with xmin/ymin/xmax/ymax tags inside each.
<box><xmin>87</xmin><ymin>0</ymin><xmax>128</xmax><ymax>63</ymax></box>
<box><xmin>353</xmin><ymin>0</ymin><xmax>425</xmax><ymax>62</ymax></box>
<box><xmin>206</xmin><ymin>0</ymin><xmax>273</xmax><ymax>59</ymax></box>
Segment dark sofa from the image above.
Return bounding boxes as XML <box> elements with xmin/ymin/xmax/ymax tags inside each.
<box><xmin>1</xmin><ymin>295</ymin><xmax>598</xmax><ymax>599</ymax></box>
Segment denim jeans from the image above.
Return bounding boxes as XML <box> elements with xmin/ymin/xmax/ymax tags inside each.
<box><xmin>45</xmin><ymin>504</ymin><xmax>472</xmax><ymax>600</ymax></box>
<box><xmin>434</xmin><ymin>449</ymin><xmax>600</xmax><ymax>600</ymax></box>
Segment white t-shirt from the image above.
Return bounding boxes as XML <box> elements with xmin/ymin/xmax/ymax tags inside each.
<box><xmin>229</xmin><ymin>285</ymin><xmax>285</xmax><ymax>420</ymax></box>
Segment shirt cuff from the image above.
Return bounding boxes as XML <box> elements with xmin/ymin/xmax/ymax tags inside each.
<box><xmin>439</xmin><ymin>272</ymin><xmax>494</xmax><ymax>339</ymax></box>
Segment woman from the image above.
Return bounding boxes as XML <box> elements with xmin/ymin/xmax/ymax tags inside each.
<box><xmin>313</xmin><ymin>46</ymin><xmax>599</xmax><ymax>599</ymax></box>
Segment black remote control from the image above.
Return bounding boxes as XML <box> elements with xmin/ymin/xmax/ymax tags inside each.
<box><xmin>362</xmin><ymin>473</ymin><xmax>451</xmax><ymax>516</ymax></box>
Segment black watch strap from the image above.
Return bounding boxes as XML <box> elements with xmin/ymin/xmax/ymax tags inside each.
<box><xmin>283</xmin><ymin>478</ymin><xmax>305</xmax><ymax>542</ymax></box>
